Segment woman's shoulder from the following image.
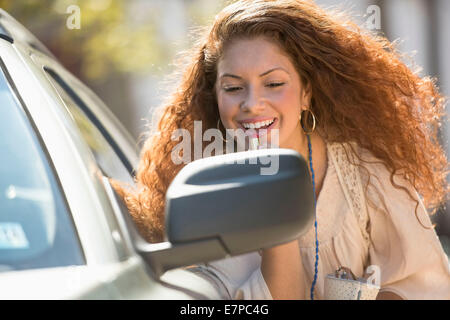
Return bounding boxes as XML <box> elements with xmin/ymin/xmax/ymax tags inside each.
<box><xmin>339</xmin><ymin>141</ymin><xmax>430</xmax><ymax>226</ymax></box>
<box><xmin>325</xmin><ymin>140</ymin><xmax>398</xmax><ymax>189</ymax></box>
<box><xmin>326</xmin><ymin>140</ymin><xmax>378</xmax><ymax>165</ymax></box>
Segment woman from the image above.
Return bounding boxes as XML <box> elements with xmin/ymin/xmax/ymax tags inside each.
<box><xmin>112</xmin><ymin>0</ymin><xmax>450</xmax><ymax>299</ymax></box>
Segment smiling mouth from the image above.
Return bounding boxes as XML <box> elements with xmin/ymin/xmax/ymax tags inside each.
<box><xmin>241</xmin><ymin>118</ymin><xmax>275</xmax><ymax>129</ymax></box>
<box><xmin>240</xmin><ymin>117</ymin><xmax>277</xmax><ymax>130</ymax></box>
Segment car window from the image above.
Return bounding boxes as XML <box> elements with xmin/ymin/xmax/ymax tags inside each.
<box><xmin>0</xmin><ymin>60</ymin><xmax>85</xmax><ymax>272</ymax></box>
<box><xmin>44</xmin><ymin>68</ymin><xmax>134</xmax><ymax>184</ymax></box>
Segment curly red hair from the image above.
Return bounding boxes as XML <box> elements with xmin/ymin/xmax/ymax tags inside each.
<box><xmin>111</xmin><ymin>0</ymin><xmax>449</xmax><ymax>243</ymax></box>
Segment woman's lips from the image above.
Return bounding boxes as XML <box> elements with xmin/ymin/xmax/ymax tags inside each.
<box><xmin>238</xmin><ymin>117</ymin><xmax>276</xmax><ymax>124</ymax></box>
<box><xmin>227</xmin><ymin>118</ymin><xmax>278</xmax><ymax>150</ymax></box>
<box><xmin>238</xmin><ymin>118</ymin><xmax>278</xmax><ymax>137</ymax></box>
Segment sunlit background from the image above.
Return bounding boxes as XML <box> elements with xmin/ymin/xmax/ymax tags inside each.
<box><xmin>1</xmin><ymin>0</ymin><xmax>449</xmax><ymax>252</ymax></box>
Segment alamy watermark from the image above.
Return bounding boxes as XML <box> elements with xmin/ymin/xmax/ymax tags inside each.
<box><xmin>365</xmin><ymin>264</ymin><xmax>381</xmax><ymax>287</ymax></box>
<box><xmin>66</xmin><ymin>5</ymin><xmax>81</xmax><ymax>30</ymax></box>
<box><xmin>366</xmin><ymin>5</ymin><xmax>381</xmax><ymax>31</ymax></box>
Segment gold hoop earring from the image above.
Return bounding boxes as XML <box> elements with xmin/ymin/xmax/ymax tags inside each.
<box><xmin>217</xmin><ymin>118</ymin><xmax>229</xmax><ymax>143</ymax></box>
<box><xmin>299</xmin><ymin>109</ymin><xmax>316</xmax><ymax>135</ymax></box>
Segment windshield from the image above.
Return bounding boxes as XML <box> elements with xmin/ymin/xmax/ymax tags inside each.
<box><xmin>0</xmin><ymin>61</ymin><xmax>85</xmax><ymax>272</ymax></box>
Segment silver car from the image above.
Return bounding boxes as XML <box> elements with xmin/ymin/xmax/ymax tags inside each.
<box><xmin>0</xmin><ymin>9</ymin><xmax>313</xmax><ymax>300</ymax></box>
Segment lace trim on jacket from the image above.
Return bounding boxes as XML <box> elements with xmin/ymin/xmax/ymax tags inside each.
<box><xmin>328</xmin><ymin>142</ymin><xmax>370</xmax><ymax>247</ymax></box>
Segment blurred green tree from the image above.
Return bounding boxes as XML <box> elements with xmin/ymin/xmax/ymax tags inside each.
<box><xmin>0</xmin><ymin>0</ymin><xmax>163</xmax><ymax>83</ymax></box>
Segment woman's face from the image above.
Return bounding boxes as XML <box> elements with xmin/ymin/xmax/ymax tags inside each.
<box><xmin>215</xmin><ymin>36</ymin><xmax>310</xmax><ymax>150</ymax></box>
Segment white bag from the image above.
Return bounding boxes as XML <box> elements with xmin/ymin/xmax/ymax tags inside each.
<box><xmin>324</xmin><ymin>266</ymin><xmax>380</xmax><ymax>300</ymax></box>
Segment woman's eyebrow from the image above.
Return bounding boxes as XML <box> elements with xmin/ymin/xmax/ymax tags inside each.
<box><xmin>220</xmin><ymin>73</ymin><xmax>242</xmax><ymax>80</ymax></box>
<box><xmin>260</xmin><ymin>67</ymin><xmax>289</xmax><ymax>77</ymax></box>
<box><xmin>220</xmin><ymin>67</ymin><xmax>289</xmax><ymax>79</ymax></box>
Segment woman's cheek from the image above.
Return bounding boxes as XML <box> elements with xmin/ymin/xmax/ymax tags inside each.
<box><xmin>276</xmin><ymin>91</ymin><xmax>301</xmax><ymax>143</ymax></box>
<box><xmin>218</xmin><ymin>95</ymin><xmax>237</xmax><ymax>126</ymax></box>
<box><xmin>274</xmin><ymin>88</ymin><xmax>298</xmax><ymax>108</ymax></box>
<box><xmin>274</xmin><ymin>90</ymin><xmax>300</xmax><ymax>120</ymax></box>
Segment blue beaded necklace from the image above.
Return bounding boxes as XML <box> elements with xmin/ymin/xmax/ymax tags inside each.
<box><xmin>307</xmin><ymin>134</ymin><xmax>319</xmax><ymax>300</ymax></box>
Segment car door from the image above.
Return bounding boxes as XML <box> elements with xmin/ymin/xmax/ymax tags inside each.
<box><xmin>15</xmin><ymin>45</ymin><xmax>221</xmax><ymax>299</ymax></box>
<box><xmin>0</xmin><ymin>44</ymin><xmax>98</xmax><ymax>298</ymax></box>
<box><xmin>0</xmin><ymin>9</ymin><xmax>227</xmax><ymax>298</ymax></box>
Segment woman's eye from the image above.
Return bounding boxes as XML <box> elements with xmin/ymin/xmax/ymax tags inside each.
<box><xmin>224</xmin><ymin>86</ymin><xmax>242</xmax><ymax>92</ymax></box>
<box><xmin>266</xmin><ymin>82</ymin><xmax>285</xmax><ymax>88</ymax></box>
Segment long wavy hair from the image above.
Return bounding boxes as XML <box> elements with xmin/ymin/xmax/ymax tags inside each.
<box><xmin>111</xmin><ymin>0</ymin><xmax>449</xmax><ymax>243</ymax></box>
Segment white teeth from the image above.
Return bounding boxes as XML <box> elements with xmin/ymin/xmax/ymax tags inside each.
<box><xmin>242</xmin><ymin>119</ymin><xmax>274</xmax><ymax>129</ymax></box>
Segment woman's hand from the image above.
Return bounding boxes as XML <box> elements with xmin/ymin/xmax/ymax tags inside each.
<box><xmin>376</xmin><ymin>291</ymin><xmax>403</xmax><ymax>300</ymax></box>
<box><xmin>260</xmin><ymin>239</ymin><xmax>306</xmax><ymax>300</ymax></box>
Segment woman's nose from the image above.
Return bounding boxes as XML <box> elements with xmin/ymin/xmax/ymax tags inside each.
<box><xmin>240</xmin><ymin>87</ymin><xmax>265</xmax><ymax>113</ymax></box>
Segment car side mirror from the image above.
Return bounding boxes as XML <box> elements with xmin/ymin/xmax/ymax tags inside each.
<box><xmin>103</xmin><ymin>148</ymin><xmax>315</xmax><ymax>278</ymax></box>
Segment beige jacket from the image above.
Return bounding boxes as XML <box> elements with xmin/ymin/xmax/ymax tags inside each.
<box><xmin>186</xmin><ymin>142</ymin><xmax>450</xmax><ymax>300</ymax></box>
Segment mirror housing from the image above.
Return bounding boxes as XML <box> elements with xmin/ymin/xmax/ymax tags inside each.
<box><xmin>104</xmin><ymin>148</ymin><xmax>315</xmax><ymax>277</ymax></box>
<box><xmin>166</xmin><ymin>148</ymin><xmax>315</xmax><ymax>254</ymax></box>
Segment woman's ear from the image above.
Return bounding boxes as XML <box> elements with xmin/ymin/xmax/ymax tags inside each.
<box><xmin>300</xmin><ymin>81</ymin><xmax>312</xmax><ymax>107</ymax></box>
